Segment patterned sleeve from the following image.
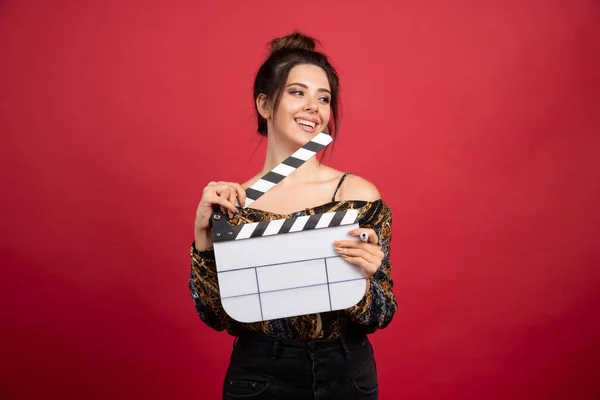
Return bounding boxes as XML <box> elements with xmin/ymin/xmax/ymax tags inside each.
<box><xmin>345</xmin><ymin>201</ymin><xmax>398</xmax><ymax>332</ymax></box>
<box><xmin>188</xmin><ymin>243</ymin><xmax>237</xmax><ymax>332</ymax></box>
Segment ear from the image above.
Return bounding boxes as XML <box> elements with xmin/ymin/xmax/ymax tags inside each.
<box><xmin>256</xmin><ymin>94</ymin><xmax>271</xmax><ymax>120</ymax></box>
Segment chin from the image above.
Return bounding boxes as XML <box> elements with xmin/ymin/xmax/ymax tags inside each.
<box><xmin>295</xmin><ymin>126</ymin><xmax>322</xmax><ymax>138</ymax></box>
<box><xmin>274</xmin><ymin>126</ymin><xmax>321</xmax><ymax>147</ymax></box>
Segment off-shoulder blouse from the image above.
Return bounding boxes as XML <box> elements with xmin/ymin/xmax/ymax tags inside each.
<box><xmin>189</xmin><ymin>198</ymin><xmax>397</xmax><ymax>339</ymax></box>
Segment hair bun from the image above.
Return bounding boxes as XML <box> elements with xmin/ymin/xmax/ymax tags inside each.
<box><xmin>269</xmin><ymin>30</ymin><xmax>318</xmax><ymax>54</ymax></box>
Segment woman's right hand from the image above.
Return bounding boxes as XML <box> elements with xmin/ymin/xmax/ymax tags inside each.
<box><xmin>194</xmin><ymin>181</ymin><xmax>246</xmax><ymax>250</ymax></box>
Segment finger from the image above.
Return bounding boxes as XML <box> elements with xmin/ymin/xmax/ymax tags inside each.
<box><xmin>347</xmin><ymin>228</ymin><xmax>379</xmax><ymax>245</ymax></box>
<box><xmin>210</xmin><ymin>196</ymin><xmax>238</xmax><ymax>214</ymax></box>
<box><xmin>333</xmin><ymin>240</ymin><xmax>381</xmax><ymax>256</ymax></box>
<box><xmin>215</xmin><ymin>185</ymin><xmax>232</xmax><ymax>197</ymax></box>
<box><xmin>340</xmin><ymin>255</ymin><xmax>361</xmax><ymax>268</ymax></box>
<box><xmin>217</xmin><ymin>187</ymin><xmax>230</xmax><ymax>214</ymax></box>
<box><xmin>339</xmin><ymin>255</ymin><xmax>377</xmax><ymax>277</ymax></box>
<box><xmin>201</xmin><ymin>184</ymin><xmax>238</xmax><ymax>214</ymax></box>
<box><xmin>219</xmin><ymin>188</ymin><xmax>237</xmax><ymax>216</ymax></box>
<box><xmin>227</xmin><ymin>191</ymin><xmax>238</xmax><ymax>218</ymax></box>
<box><xmin>206</xmin><ymin>183</ymin><xmax>231</xmax><ymax>197</ymax></box>
<box><xmin>218</xmin><ymin>182</ymin><xmax>246</xmax><ymax>207</ymax></box>
<box><xmin>218</xmin><ymin>187</ymin><xmax>232</xmax><ymax>200</ymax></box>
<box><xmin>335</xmin><ymin>247</ymin><xmax>378</xmax><ymax>264</ymax></box>
<box><xmin>339</xmin><ymin>249</ymin><xmax>383</xmax><ymax>276</ymax></box>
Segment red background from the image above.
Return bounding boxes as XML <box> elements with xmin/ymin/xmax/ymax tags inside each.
<box><xmin>1</xmin><ymin>1</ymin><xmax>599</xmax><ymax>399</ymax></box>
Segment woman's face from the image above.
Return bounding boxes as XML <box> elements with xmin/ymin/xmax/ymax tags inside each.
<box><xmin>269</xmin><ymin>64</ymin><xmax>331</xmax><ymax>147</ymax></box>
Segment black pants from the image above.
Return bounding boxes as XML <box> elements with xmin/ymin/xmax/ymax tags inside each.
<box><xmin>223</xmin><ymin>332</ymin><xmax>378</xmax><ymax>399</ymax></box>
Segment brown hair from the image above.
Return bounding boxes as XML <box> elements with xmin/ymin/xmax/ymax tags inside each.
<box><xmin>253</xmin><ymin>31</ymin><xmax>341</xmax><ymax>143</ymax></box>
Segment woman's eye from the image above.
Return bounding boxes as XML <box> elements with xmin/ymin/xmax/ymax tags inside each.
<box><xmin>288</xmin><ymin>89</ymin><xmax>329</xmax><ymax>104</ymax></box>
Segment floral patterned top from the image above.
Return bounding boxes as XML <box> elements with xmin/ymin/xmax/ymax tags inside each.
<box><xmin>189</xmin><ymin>198</ymin><xmax>397</xmax><ymax>340</ymax></box>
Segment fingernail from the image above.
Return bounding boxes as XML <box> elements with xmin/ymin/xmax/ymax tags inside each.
<box><xmin>334</xmin><ymin>247</ymin><xmax>343</xmax><ymax>253</ymax></box>
<box><xmin>333</xmin><ymin>241</ymin><xmax>341</xmax><ymax>246</ymax></box>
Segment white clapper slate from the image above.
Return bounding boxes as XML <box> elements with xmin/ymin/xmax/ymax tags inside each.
<box><xmin>210</xmin><ymin>132</ymin><xmax>366</xmax><ymax>323</ymax></box>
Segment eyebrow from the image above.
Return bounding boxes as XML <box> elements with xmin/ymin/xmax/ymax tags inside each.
<box><xmin>287</xmin><ymin>82</ymin><xmax>331</xmax><ymax>95</ymax></box>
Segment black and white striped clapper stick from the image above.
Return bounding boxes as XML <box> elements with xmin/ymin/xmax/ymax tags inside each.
<box><xmin>213</xmin><ymin>207</ymin><xmax>359</xmax><ymax>242</ymax></box>
<box><xmin>243</xmin><ymin>131</ymin><xmax>333</xmax><ymax>208</ymax></box>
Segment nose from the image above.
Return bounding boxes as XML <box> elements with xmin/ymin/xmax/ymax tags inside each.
<box><xmin>303</xmin><ymin>98</ymin><xmax>318</xmax><ymax>113</ymax></box>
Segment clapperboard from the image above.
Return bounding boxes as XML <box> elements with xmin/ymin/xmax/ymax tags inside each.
<box><xmin>210</xmin><ymin>132</ymin><xmax>366</xmax><ymax>323</ymax></box>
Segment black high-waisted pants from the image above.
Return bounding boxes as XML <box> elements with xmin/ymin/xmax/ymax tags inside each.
<box><xmin>223</xmin><ymin>332</ymin><xmax>378</xmax><ymax>399</ymax></box>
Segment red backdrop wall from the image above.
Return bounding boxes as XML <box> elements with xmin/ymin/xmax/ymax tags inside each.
<box><xmin>1</xmin><ymin>1</ymin><xmax>599</xmax><ymax>399</ymax></box>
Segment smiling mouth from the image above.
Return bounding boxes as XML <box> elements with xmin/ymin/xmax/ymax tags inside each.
<box><xmin>294</xmin><ymin>118</ymin><xmax>319</xmax><ymax>131</ymax></box>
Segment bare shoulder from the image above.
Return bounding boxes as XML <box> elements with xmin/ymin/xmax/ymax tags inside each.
<box><xmin>338</xmin><ymin>173</ymin><xmax>381</xmax><ymax>202</ymax></box>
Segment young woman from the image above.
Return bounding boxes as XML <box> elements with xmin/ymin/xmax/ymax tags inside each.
<box><xmin>189</xmin><ymin>31</ymin><xmax>397</xmax><ymax>399</ymax></box>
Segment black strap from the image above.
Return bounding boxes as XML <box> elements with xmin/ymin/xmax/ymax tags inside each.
<box><xmin>332</xmin><ymin>172</ymin><xmax>352</xmax><ymax>201</ymax></box>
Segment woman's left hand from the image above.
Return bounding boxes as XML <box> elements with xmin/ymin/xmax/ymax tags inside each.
<box><xmin>333</xmin><ymin>228</ymin><xmax>384</xmax><ymax>279</ymax></box>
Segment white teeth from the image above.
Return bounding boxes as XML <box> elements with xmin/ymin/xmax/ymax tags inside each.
<box><xmin>295</xmin><ymin>118</ymin><xmax>316</xmax><ymax>128</ymax></box>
